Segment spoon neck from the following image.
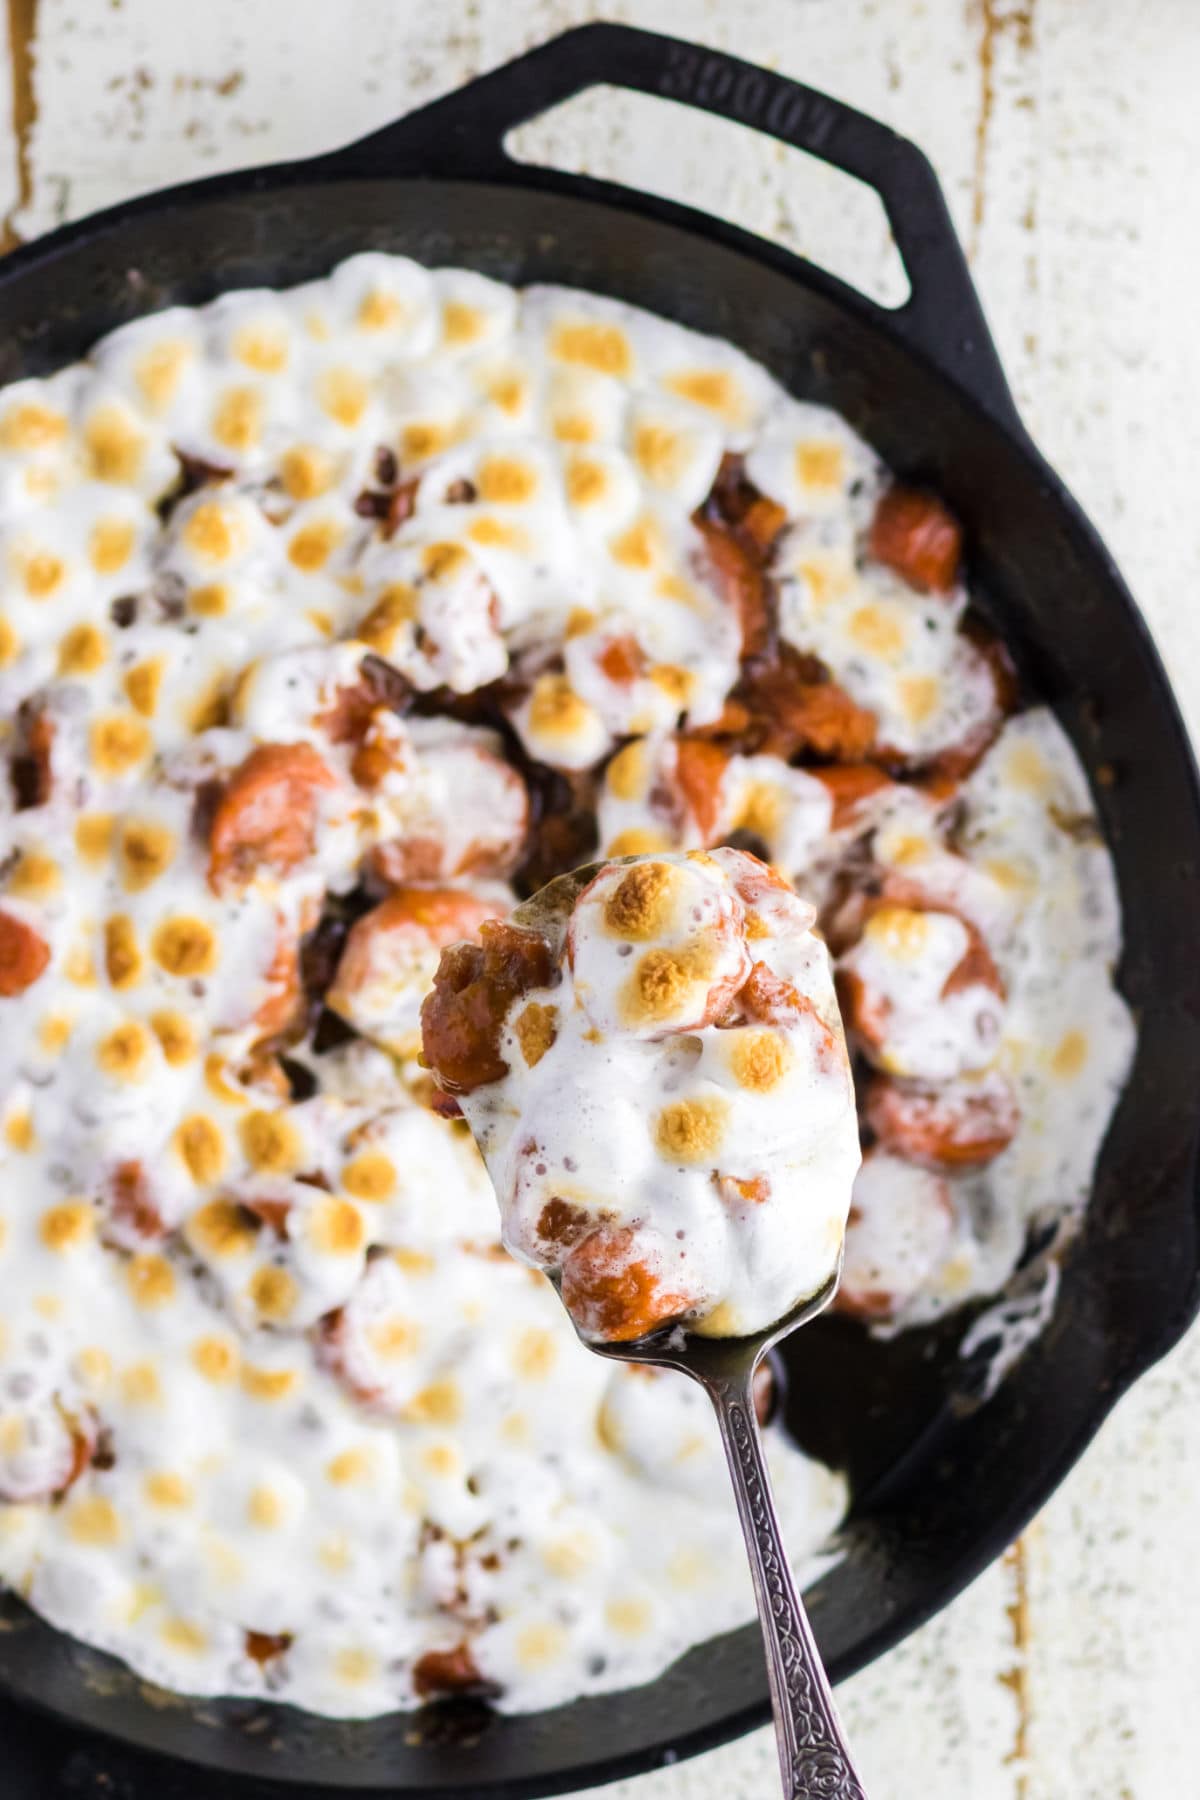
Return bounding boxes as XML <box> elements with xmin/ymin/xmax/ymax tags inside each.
<box><xmin>707</xmin><ymin>1380</ymin><xmax>870</xmax><ymax>1800</ymax></box>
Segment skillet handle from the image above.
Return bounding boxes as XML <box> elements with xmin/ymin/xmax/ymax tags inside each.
<box><xmin>318</xmin><ymin>23</ymin><xmax>1024</xmax><ymax>438</ymax></box>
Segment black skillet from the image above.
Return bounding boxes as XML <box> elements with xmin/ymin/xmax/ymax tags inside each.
<box><xmin>1</xmin><ymin>23</ymin><xmax>1198</xmax><ymax>1800</ymax></box>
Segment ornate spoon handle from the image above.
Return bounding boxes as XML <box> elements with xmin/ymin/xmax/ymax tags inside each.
<box><xmin>707</xmin><ymin>1370</ymin><xmax>869</xmax><ymax>1800</ymax></box>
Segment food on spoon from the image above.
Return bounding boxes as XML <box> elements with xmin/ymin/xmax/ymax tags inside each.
<box><xmin>421</xmin><ymin>848</ymin><xmax>861</xmax><ymax>1341</ymax></box>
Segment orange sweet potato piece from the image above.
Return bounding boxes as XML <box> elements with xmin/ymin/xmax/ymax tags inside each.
<box><xmin>412</xmin><ymin>1643</ymin><xmax>493</xmax><ymax>1700</ymax></box>
<box><xmin>869</xmin><ymin>484</ymin><xmax>963</xmax><ymax>595</ymax></box>
<box><xmin>0</xmin><ymin>910</ymin><xmax>50</xmax><ymax>996</ymax></box>
<box><xmin>420</xmin><ymin>921</ymin><xmax>556</xmax><ymax>1094</ymax></box>
<box><xmin>560</xmin><ymin>1225</ymin><xmax>698</xmax><ymax>1342</ymax></box>
<box><xmin>811</xmin><ymin>763</ymin><xmax>895</xmax><ymax>829</ymax></box>
<box><xmin>865</xmin><ymin>1073</ymin><xmax>1019</xmax><ymax>1169</ymax></box>
<box><xmin>208</xmin><ymin>742</ymin><xmax>336</xmax><ymax>893</ymax></box>
<box><xmin>673</xmin><ymin>738</ymin><xmax>730</xmax><ymax>841</ymax></box>
<box><xmin>694</xmin><ymin>514</ymin><xmax>772</xmax><ymax>658</ymax></box>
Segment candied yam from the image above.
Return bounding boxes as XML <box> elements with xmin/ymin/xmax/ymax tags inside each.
<box><xmin>736</xmin><ymin>961</ymin><xmax>830</xmax><ymax>1044</ymax></box>
<box><xmin>701</xmin><ymin>451</ymin><xmax>787</xmax><ymax>554</ymax></box>
<box><xmin>673</xmin><ymin>738</ymin><xmax>730</xmax><ymax>841</ymax></box>
<box><xmin>766</xmin><ymin>667</ymin><xmax>877</xmax><ymax>761</ymax></box>
<box><xmin>412</xmin><ymin>1642</ymin><xmax>495</xmax><ymax>1700</ymax></box>
<box><xmin>319</xmin><ymin>685</ymin><xmax>385</xmax><ymax>747</ymax></box>
<box><xmin>865</xmin><ymin>1073</ymin><xmax>1019</xmax><ymax>1169</ymax></box>
<box><xmin>244</xmin><ymin>1630</ymin><xmax>293</xmax><ymax>1666</ymax></box>
<box><xmin>714</xmin><ymin>1172</ymin><xmax>772</xmax><ymax>1207</ymax></box>
<box><xmin>835</xmin><ymin>965</ymin><xmax>879</xmax><ymax>1051</ymax></box>
<box><xmin>869</xmin><ymin>484</ymin><xmax>963</xmax><ymax>595</ymax></box>
<box><xmin>595</xmin><ymin>634</ymin><xmax>645</xmax><ymax>686</ymax></box>
<box><xmin>208</xmin><ymin>742</ymin><xmax>336</xmax><ymax>892</ymax></box>
<box><xmin>726</xmin><ymin>646</ymin><xmax>877</xmax><ymax>762</ymax></box>
<box><xmin>250</xmin><ymin>923</ymin><xmax>305</xmax><ymax>1044</ymax></box>
<box><xmin>328</xmin><ymin>886</ymin><xmax>501</xmax><ymax>1027</ymax></box>
<box><xmin>0</xmin><ymin>910</ymin><xmax>50</xmax><ymax>996</ymax></box>
<box><xmin>344</xmin><ymin>887</ymin><xmax>499</xmax><ymax>963</ymax></box>
<box><xmin>0</xmin><ymin>1399</ymin><xmax>96</xmax><ymax>1503</ymax></box>
<box><xmin>534</xmin><ymin>1196</ymin><xmax>598</xmax><ymax>1252</ymax></box>
<box><xmin>877</xmin><ymin>618</ymin><xmax>1017</xmax><ymax>782</ymax></box>
<box><xmin>560</xmin><ymin>1225</ymin><xmax>699</xmax><ymax>1342</ymax></box>
<box><xmin>837</xmin><ymin>901</ymin><xmax>1006</xmax><ymax>1080</ymax></box>
<box><xmin>374</xmin><ymin>745</ymin><xmax>529</xmax><ymax>881</ymax></box>
<box><xmin>370</xmin><ymin>837</ymin><xmax>448</xmax><ymax>886</ymax></box>
<box><xmin>811</xmin><ymin>763</ymin><xmax>895</xmax><ymax>829</ymax></box>
<box><xmin>420</xmin><ymin>921</ymin><xmax>556</xmax><ymax>1094</ymax></box>
<box><xmin>940</xmin><ymin>920</ymin><xmax>1005</xmax><ymax>1001</ymax></box>
<box><xmin>238</xmin><ymin>1192</ymin><xmax>293</xmax><ymax>1237</ymax></box>
<box><xmin>686</xmin><ymin>697</ymin><xmax>755</xmax><ymax>743</ymax></box>
<box><xmin>317</xmin><ymin>654</ymin><xmax>412</xmax><ymax>746</ymax></box>
<box><xmin>693</xmin><ymin>514</ymin><xmax>772</xmax><ymax>658</ymax></box>
<box><xmin>739</xmin><ymin>494</ymin><xmax>788</xmax><ymax>557</ymax></box>
<box><xmin>690</xmin><ymin>455</ymin><xmax>788</xmax><ymax>655</ymax></box>
<box><xmin>103</xmin><ymin>1160</ymin><xmax>167</xmax><ymax>1248</ymax></box>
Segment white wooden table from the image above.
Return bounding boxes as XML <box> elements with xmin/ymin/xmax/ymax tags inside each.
<box><xmin>3</xmin><ymin>3</ymin><xmax>1198</xmax><ymax>1794</ymax></box>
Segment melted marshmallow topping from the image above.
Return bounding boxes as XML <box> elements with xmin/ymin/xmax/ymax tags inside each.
<box><xmin>0</xmin><ymin>251</ymin><xmax>1132</xmax><ymax>1714</ymax></box>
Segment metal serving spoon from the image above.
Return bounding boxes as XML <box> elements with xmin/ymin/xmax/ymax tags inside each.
<box><xmin>562</xmin><ymin>1263</ymin><xmax>870</xmax><ymax>1800</ymax></box>
<box><xmin>459</xmin><ymin>860</ymin><xmax>868</xmax><ymax>1794</ymax></box>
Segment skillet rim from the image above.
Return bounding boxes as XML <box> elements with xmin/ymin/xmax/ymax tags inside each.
<box><xmin>0</xmin><ymin>30</ymin><xmax>1197</xmax><ymax>1795</ymax></box>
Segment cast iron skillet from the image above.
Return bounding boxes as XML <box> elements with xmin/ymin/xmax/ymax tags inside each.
<box><xmin>1</xmin><ymin>24</ymin><xmax>1198</xmax><ymax>1799</ymax></box>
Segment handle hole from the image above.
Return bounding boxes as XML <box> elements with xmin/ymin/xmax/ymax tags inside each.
<box><xmin>506</xmin><ymin>86</ymin><xmax>910</xmax><ymax>310</ymax></box>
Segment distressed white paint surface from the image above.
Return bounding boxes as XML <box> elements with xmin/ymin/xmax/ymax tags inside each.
<box><xmin>3</xmin><ymin>2</ymin><xmax>1200</xmax><ymax>1794</ymax></box>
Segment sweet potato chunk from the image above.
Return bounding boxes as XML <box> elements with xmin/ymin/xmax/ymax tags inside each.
<box><xmin>413</xmin><ymin>1643</ymin><xmax>493</xmax><ymax>1700</ymax></box>
<box><xmin>244</xmin><ymin>1630</ymin><xmax>293</xmax><ymax>1667</ymax></box>
<box><xmin>673</xmin><ymin>738</ymin><xmax>730</xmax><ymax>841</ymax></box>
<box><xmin>208</xmin><ymin>742</ymin><xmax>336</xmax><ymax>893</ymax></box>
<box><xmin>0</xmin><ymin>910</ymin><xmax>50</xmax><ymax>996</ymax></box>
<box><xmin>420</xmin><ymin>921</ymin><xmax>556</xmax><ymax>1094</ymax></box>
<box><xmin>701</xmin><ymin>452</ymin><xmax>788</xmax><ymax>556</ymax></box>
<box><xmin>560</xmin><ymin>1225</ymin><xmax>699</xmax><ymax>1343</ymax></box>
<box><xmin>865</xmin><ymin>1072</ymin><xmax>1019</xmax><ymax>1169</ymax></box>
<box><xmin>0</xmin><ymin>1399</ymin><xmax>96</xmax><ymax>1503</ymax></box>
<box><xmin>694</xmin><ymin>514</ymin><xmax>772</xmax><ymax>658</ymax></box>
<box><xmin>249</xmin><ymin>922</ymin><xmax>305</xmax><ymax>1043</ymax></box>
<box><xmin>327</xmin><ymin>887</ymin><xmax>504</xmax><ymax>1051</ymax></box>
<box><xmin>811</xmin><ymin>763</ymin><xmax>895</xmax><ymax>829</ymax></box>
<box><xmin>333</xmin><ymin>889</ymin><xmax>501</xmax><ymax>999</ymax></box>
<box><xmin>869</xmin><ymin>484</ymin><xmax>963</xmax><ymax>595</ymax></box>
<box><xmin>940</xmin><ymin>923</ymin><xmax>1005</xmax><ymax>1000</ymax></box>
<box><xmin>103</xmin><ymin>1160</ymin><xmax>167</xmax><ymax>1248</ymax></box>
<box><xmin>731</xmin><ymin>647</ymin><xmax>878</xmax><ymax>762</ymax></box>
<box><xmin>738</xmin><ymin>961</ymin><xmax>827</xmax><ymax>1036</ymax></box>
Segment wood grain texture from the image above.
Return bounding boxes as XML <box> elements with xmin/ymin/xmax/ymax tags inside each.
<box><xmin>4</xmin><ymin>1</ymin><xmax>1200</xmax><ymax>1794</ymax></box>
